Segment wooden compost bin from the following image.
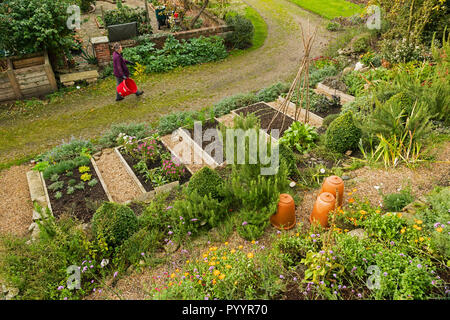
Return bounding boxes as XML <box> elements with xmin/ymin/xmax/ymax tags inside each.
<box><xmin>0</xmin><ymin>52</ymin><xmax>57</xmax><ymax>103</ymax></box>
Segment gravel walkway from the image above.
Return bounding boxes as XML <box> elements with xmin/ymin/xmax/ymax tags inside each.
<box><xmin>0</xmin><ymin>164</ymin><xmax>34</xmax><ymax>237</ymax></box>
<box><xmin>95</xmin><ymin>149</ymin><xmax>142</xmax><ymax>203</ymax></box>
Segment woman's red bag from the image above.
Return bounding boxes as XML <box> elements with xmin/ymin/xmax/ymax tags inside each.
<box><xmin>117</xmin><ymin>78</ymin><xmax>138</xmax><ymax>97</ymax></box>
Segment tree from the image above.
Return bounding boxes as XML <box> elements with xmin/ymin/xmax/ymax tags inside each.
<box><xmin>190</xmin><ymin>0</ymin><xmax>209</xmax><ymax>29</ymax></box>
<box><xmin>0</xmin><ymin>0</ymin><xmax>74</xmax><ymax>57</ymax></box>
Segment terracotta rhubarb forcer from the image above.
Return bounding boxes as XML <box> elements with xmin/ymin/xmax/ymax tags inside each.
<box><xmin>270</xmin><ymin>193</ymin><xmax>296</xmax><ymax>230</ymax></box>
<box><xmin>310</xmin><ymin>192</ymin><xmax>336</xmax><ymax>228</ymax></box>
<box><xmin>320</xmin><ymin>175</ymin><xmax>344</xmax><ymax>207</ymax></box>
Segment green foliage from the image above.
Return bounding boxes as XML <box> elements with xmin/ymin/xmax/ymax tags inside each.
<box><xmin>54</xmin><ymin>191</ymin><xmax>63</xmax><ymax>200</ymax></box>
<box><xmin>103</xmin><ymin>5</ymin><xmax>152</xmax><ymax>34</ymax></box>
<box><xmin>322</xmin><ymin>113</ymin><xmax>340</xmax><ymax>128</ymax></box>
<box><xmin>0</xmin><ymin>215</ymin><xmax>88</xmax><ymax>299</ymax></box>
<box><xmin>150</xmin><ymin>246</ymin><xmax>285</xmax><ymax>300</ymax></box>
<box><xmin>66</xmin><ymin>186</ymin><xmax>75</xmax><ymax>195</ymax></box>
<box><xmin>213</xmin><ymin>93</ymin><xmax>258</xmax><ymax>117</ymax></box>
<box><xmin>123</xmin><ymin>35</ymin><xmax>228</xmax><ymax>74</ymax></box>
<box><xmin>88</xmin><ymin>178</ymin><xmax>99</xmax><ymax>187</ymax></box>
<box><xmin>379</xmin><ymin>38</ymin><xmax>428</xmax><ymax>64</ymax></box>
<box><xmin>74</xmin><ymin>182</ymin><xmax>85</xmax><ymax>190</ymax></box>
<box><xmin>99</xmin><ymin>122</ymin><xmax>153</xmax><ymax>148</ymax></box>
<box><xmin>36</xmin><ymin>139</ymin><xmax>94</xmax><ymax>163</ymax></box>
<box><xmin>383</xmin><ymin>188</ymin><xmax>415</xmax><ymax>212</ymax></box>
<box><xmin>172</xmin><ymin>191</ymin><xmax>227</xmax><ymax>240</ymax></box>
<box><xmin>0</xmin><ymin>0</ymin><xmax>73</xmax><ymax>56</ymax></box>
<box><xmin>187</xmin><ymin>167</ymin><xmax>223</xmax><ymax>200</ymax></box>
<box><xmin>92</xmin><ymin>202</ymin><xmax>139</xmax><ymax>247</ymax></box>
<box><xmin>279</xmin><ymin>122</ymin><xmax>318</xmax><ymax>154</ymax></box>
<box><xmin>326</xmin><ymin>22</ymin><xmax>341</xmax><ymax>32</ymax></box>
<box><xmin>158</xmin><ymin>110</ymin><xmax>203</xmax><ymax>135</ymax></box>
<box><xmin>255</xmin><ymin>82</ymin><xmax>290</xmax><ymax>102</ymax></box>
<box><xmin>308</xmin><ymin>65</ymin><xmax>339</xmax><ymax>88</ymax></box>
<box><xmin>279</xmin><ymin>142</ymin><xmax>299</xmax><ymax>178</ymax></box>
<box><xmin>48</xmin><ymin>181</ymin><xmax>64</xmax><ymax>192</ymax></box>
<box><xmin>325</xmin><ymin>111</ymin><xmax>362</xmax><ymax>153</ymax></box>
<box><xmin>43</xmin><ymin>156</ymin><xmax>91</xmax><ymax>180</ymax></box>
<box><xmin>352</xmin><ymin>33</ymin><xmax>370</xmax><ymax>53</ymax></box>
<box><xmin>225</xmin><ymin>14</ymin><xmax>254</xmax><ymax>50</ymax></box>
<box><xmin>32</xmin><ymin>161</ymin><xmax>49</xmax><ymax>173</ymax></box>
<box><xmin>50</xmin><ymin>173</ymin><xmax>60</xmax><ymax>182</ymax></box>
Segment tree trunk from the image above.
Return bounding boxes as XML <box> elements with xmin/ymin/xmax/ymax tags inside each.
<box><xmin>189</xmin><ymin>0</ymin><xmax>209</xmax><ymax>29</ymax></box>
<box><xmin>144</xmin><ymin>0</ymin><xmax>150</xmax><ymax>23</ymax></box>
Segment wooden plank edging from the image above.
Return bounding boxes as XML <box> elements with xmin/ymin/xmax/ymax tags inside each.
<box><xmin>114</xmin><ymin>147</ymin><xmax>147</xmax><ymax>194</ymax></box>
<box><xmin>39</xmin><ymin>171</ymin><xmax>53</xmax><ymax>214</ymax></box>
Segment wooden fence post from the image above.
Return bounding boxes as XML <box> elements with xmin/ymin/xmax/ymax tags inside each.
<box><xmin>43</xmin><ymin>51</ymin><xmax>58</xmax><ymax>92</ymax></box>
<box><xmin>6</xmin><ymin>58</ymin><xmax>23</xmax><ymax>100</ymax></box>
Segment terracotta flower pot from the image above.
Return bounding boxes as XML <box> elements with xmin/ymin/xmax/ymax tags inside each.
<box><xmin>320</xmin><ymin>175</ymin><xmax>344</xmax><ymax>207</ymax></box>
<box><xmin>270</xmin><ymin>193</ymin><xmax>296</xmax><ymax>230</ymax></box>
<box><xmin>310</xmin><ymin>192</ymin><xmax>336</xmax><ymax>228</ymax></box>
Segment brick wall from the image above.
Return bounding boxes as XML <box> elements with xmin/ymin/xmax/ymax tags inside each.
<box><xmin>147</xmin><ymin>25</ymin><xmax>233</xmax><ymax>49</ymax></box>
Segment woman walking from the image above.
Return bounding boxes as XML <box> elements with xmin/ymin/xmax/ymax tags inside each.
<box><xmin>112</xmin><ymin>42</ymin><xmax>143</xmax><ymax>101</ymax></box>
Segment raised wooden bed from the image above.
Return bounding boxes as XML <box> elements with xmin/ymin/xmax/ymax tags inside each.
<box><xmin>176</xmin><ymin>118</ymin><xmax>225</xmax><ymax>168</ymax></box>
<box><xmin>114</xmin><ymin>139</ymin><xmax>192</xmax><ymax>202</ymax></box>
<box><xmin>232</xmin><ymin>102</ymin><xmax>299</xmax><ymax>142</ymax></box>
<box><xmin>314</xmin><ymin>82</ymin><xmax>355</xmax><ymax>105</ymax></box>
<box><xmin>29</xmin><ymin>158</ymin><xmax>112</xmax><ymax>222</ymax></box>
<box><xmin>0</xmin><ymin>52</ymin><xmax>57</xmax><ymax>103</ymax></box>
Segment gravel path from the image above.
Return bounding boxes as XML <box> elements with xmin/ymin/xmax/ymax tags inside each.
<box><xmin>95</xmin><ymin>149</ymin><xmax>142</xmax><ymax>203</ymax></box>
<box><xmin>0</xmin><ymin>164</ymin><xmax>34</xmax><ymax>237</ymax></box>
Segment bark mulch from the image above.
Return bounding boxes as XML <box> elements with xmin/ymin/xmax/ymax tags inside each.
<box><xmin>0</xmin><ymin>164</ymin><xmax>34</xmax><ymax>237</ymax></box>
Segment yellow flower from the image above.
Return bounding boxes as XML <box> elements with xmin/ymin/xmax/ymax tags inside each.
<box><xmin>251</xmin><ymin>240</ymin><xmax>255</xmax><ymax>244</ymax></box>
<box><xmin>344</xmin><ymin>229</ymin><xmax>349</xmax><ymax>233</ymax></box>
<box><xmin>226</xmin><ymin>264</ymin><xmax>232</xmax><ymax>269</ymax></box>
<box><xmin>224</xmin><ymin>242</ymin><xmax>229</xmax><ymax>245</ymax></box>
<box><xmin>198</xmin><ymin>280</ymin><xmax>202</xmax><ymax>284</ymax></box>
<box><xmin>348</xmin><ymin>198</ymin><xmax>355</xmax><ymax>204</ymax></box>
<box><xmin>212</xmin><ymin>279</ymin><xmax>217</xmax><ymax>285</ymax></box>
<box><xmin>375</xmin><ymin>210</ymin><xmax>380</xmax><ymax>214</ymax></box>
<box><xmin>417</xmin><ymin>226</ymin><xmax>422</xmax><ymax>231</ymax></box>
<box><xmin>247</xmin><ymin>252</ymin><xmax>254</xmax><ymax>259</ymax></box>
<box><xmin>296</xmin><ymin>233</ymin><xmax>300</xmax><ymax>237</ymax></box>
<box><xmin>347</xmin><ymin>192</ymin><xmax>353</xmax><ymax>196</ymax></box>
<box><xmin>436</xmin><ymin>227</ymin><xmax>443</xmax><ymax>233</ymax></box>
<box><xmin>222</xmin><ymin>256</ymin><xmax>227</xmax><ymax>260</ymax></box>
<box><xmin>230</xmin><ymin>249</ymin><xmax>236</xmax><ymax>254</ymax></box>
<box><xmin>170</xmin><ymin>273</ymin><xmax>176</xmax><ymax>278</ymax></box>
<box><xmin>419</xmin><ymin>237</ymin><xmax>424</xmax><ymax>242</ymax></box>
<box><xmin>238</xmin><ymin>245</ymin><xmax>243</xmax><ymax>250</ymax></box>
<box><xmin>184</xmin><ymin>272</ymin><xmax>189</xmax><ymax>277</ymax></box>
<box><xmin>219</xmin><ymin>274</ymin><xmax>225</xmax><ymax>280</ymax></box>
<box><xmin>397</xmin><ymin>213</ymin><xmax>402</xmax><ymax>218</ymax></box>
<box><xmin>203</xmin><ymin>253</ymin><xmax>208</xmax><ymax>258</ymax></box>
<box><xmin>213</xmin><ymin>270</ymin><xmax>221</xmax><ymax>276</ymax></box>
<box><xmin>353</xmin><ymin>188</ymin><xmax>357</xmax><ymax>192</ymax></box>
<box><xmin>234</xmin><ymin>281</ymin><xmax>238</xmax><ymax>285</ymax></box>
<box><xmin>211</xmin><ymin>256</ymin><xmax>217</xmax><ymax>261</ymax></box>
<box><xmin>175</xmin><ymin>269</ymin><xmax>180</xmax><ymax>273</ymax></box>
<box><xmin>186</xmin><ymin>260</ymin><xmax>190</xmax><ymax>264</ymax></box>
<box><xmin>209</xmin><ymin>261</ymin><xmax>216</xmax><ymax>266</ymax></box>
<box><xmin>360</xmin><ymin>210</ymin><xmax>367</xmax><ymax>215</ymax></box>
<box><xmin>400</xmin><ymin>228</ymin><xmax>406</xmax><ymax>234</ymax></box>
<box><xmin>168</xmin><ymin>282</ymin><xmax>173</xmax><ymax>286</ymax></box>
<box><xmin>415</xmin><ymin>219</ymin><xmax>423</xmax><ymax>225</ymax></box>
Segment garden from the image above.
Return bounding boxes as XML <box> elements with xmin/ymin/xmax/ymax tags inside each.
<box><xmin>0</xmin><ymin>0</ymin><xmax>449</xmax><ymax>304</ymax></box>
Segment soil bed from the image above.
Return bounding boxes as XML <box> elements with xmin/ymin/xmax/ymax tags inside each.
<box><xmin>119</xmin><ymin>142</ymin><xmax>191</xmax><ymax>192</ymax></box>
<box><xmin>185</xmin><ymin>119</ymin><xmax>224</xmax><ymax>162</ymax></box>
<box><xmin>45</xmin><ymin>162</ymin><xmax>108</xmax><ymax>222</ymax></box>
<box><xmin>235</xmin><ymin>102</ymin><xmax>295</xmax><ymax>137</ymax></box>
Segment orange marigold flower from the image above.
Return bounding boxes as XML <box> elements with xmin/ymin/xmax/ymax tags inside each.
<box><xmin>348</xmin><ymin>198</ymin><xmax>355</xmax><ymax>203</ymax></box>
<box><xmin>219</xmin><ymin>274</ymin><xmax>225</xmax><ymax>280</ymax></box>
<box><xmin>247</xmin><ymin>252</ymin><xmax>254</xmax><ymax>259</ymax></box>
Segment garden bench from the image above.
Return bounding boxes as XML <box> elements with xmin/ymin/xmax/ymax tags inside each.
<box><xmin>59</xmin><ymin>70</ymin><xmax>99</xmax><ymax>87</ymax></box>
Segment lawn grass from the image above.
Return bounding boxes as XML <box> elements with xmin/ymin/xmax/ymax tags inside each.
<box><xmin>244</xmin><ymin>5</ymin><xmax>268</xmax><ymax>50</ymax></box>
<box><xmin>288</xmin><ymin>0</ymin><xmax>363</xmax><ymax>20</ymax></box>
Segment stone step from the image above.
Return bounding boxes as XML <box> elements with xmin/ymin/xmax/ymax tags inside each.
<box><xmin>26</xmin><ymin>170</ymin><xmax>47</xmax><ymax>208</ymax></box>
